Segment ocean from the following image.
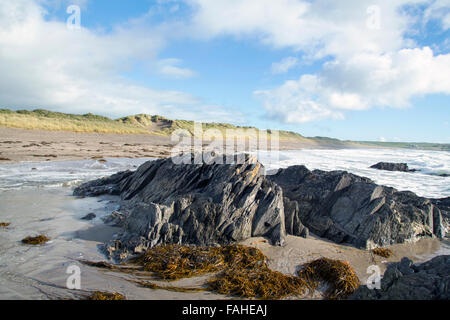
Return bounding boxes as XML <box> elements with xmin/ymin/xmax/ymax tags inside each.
<box><xmin>1</xmin><ymin>148</ymin><xmax>449</xmax><ymax>198</ymax></box>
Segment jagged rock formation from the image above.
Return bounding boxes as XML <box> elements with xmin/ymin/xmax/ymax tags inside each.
<box><xmin>74</xmin><ymin>155</ymin><xmax>448</xmax><ymax>259</ymax></box>
<box><xmin>74</xmin><ymin>154</ymin><xmax>286</xmax><ymax>259</ymax></box>
<box><xmin>268</xmin><ymin>165</ymin><xmax>447</xmax><ymax>249</ymax></box>
<box><xmin>370</xmin><ymin>162</ymin><xmax>416</xmax><ymax>172</ymax></box>
<box><xmin>351</xmin><ymin>256</ymin><xmax>450</xmax><ymax>300</ymax></box>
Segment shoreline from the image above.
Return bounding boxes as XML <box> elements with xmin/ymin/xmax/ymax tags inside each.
<box><xmin>0</xmin><ymin>127</ymin><xmax>370</xmax><ymax>164</ymax></box>
<box><xmin>0</xmin><ymin>187</ymin><xmax>447</xmax><ymax>300</ymax></box>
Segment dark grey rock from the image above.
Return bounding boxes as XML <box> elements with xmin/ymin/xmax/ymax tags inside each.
<box><xmin>74</xmin><ymin>170</ymin><xmax>134</xmax><ymax>197</ymax></box>
<box><xmin>370</xmin><ymin>162</ymin><xmax>417</xmax><ymax>172</ymax></box>
<box><xmin>268</xmin><ymin>165</ymin><xmax>447</xmax><ymax>248</ymax></box>
<box><xmin>74</xmin><ymin>154</ymin><xmax>447</xmax><ymax>259</ymax></box>
<box><xmin>81</xmin><ymin>213</ymin><xmax>96</xmax><ymax>221</ymax></box>
<box><xmin>351</xmin><ymin>255</ymin><xmax>450</xmax><ymax>300</ymax></box>
<box><xmin>74</xmin><ymin>154</ymin><xmax>286</xmax><ymax>260</ymax></box>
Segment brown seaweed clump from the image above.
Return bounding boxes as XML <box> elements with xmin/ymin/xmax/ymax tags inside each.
<box><xmin>207</xmin><ymin>265</ymin><xmax>308</xmax><ymax>300</ymax></box>
<box><xmin>371</xmin><ymin>247</ymin><xmax>393</xmax><ymax>258</ymax></box>
<box><xmin>206</xmin><ymin>245</ymin><xmax>308</xmax><ymax>300</ymax></box>
<box><xmin>130</xmin><ymin>244</ymin><xmax>226</xmax><ymax>280</ymax></box>
<box><xmin>132</xmin><ymin>244</ymin><xmax>309</xmax><ymax>299</ymax></box>
<box><xmin>297</xmin><ymin>258</ymin><xmax>360</xmax><ymax>300</ymax></box>
<box><xmin>87</xmin><ymin>291</ymin><xmax>126</xmax><ymax>300</ymax></box>
<box><xmin>0</xmin><ymin>222</ymin><xmax>10</xmax><ymax>227</ymax></box>
<box><xmin>21</xmin><ymin>235</ymin><xmax>50</xmax><ymax>245</ymax></box>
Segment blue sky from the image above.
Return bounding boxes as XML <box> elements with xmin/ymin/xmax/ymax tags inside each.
<box><xmin>1</xmin><ymin>0</ymin><xmax>449</xmax><ymax>143</ymax></box>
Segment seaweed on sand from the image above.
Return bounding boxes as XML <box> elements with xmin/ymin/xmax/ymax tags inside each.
<box><xmin>297</xmin><ymin>258</ymin><xmax>360</xmax><ymax>300</ymax></box>
<box><xmin>21</xmin><ymin>235</ymin><xmax>50</xmax><ymax>245</ymax></box>
<box><xmin>371</xmin><ymin>247</ymin><xmax>393</xmax><ymax>258</ymax></box>
<box><xmin>207</xmin><ymin>264</ymin><xmax>308</xmax><ymax>300</ymax></box>
<box><xmin>83</xmin><ymin>245</ymin><xmax>360</xmax><ymax>300</ymax></box>
<box><xmin>87</xmin><ymin>291</ymin><xmax>126</xmax><ymax>300</ymax></box>
<box><xmin>205</xmin><ymin>245</ymin><xmax>308</xmax><ymax>300</ymax></box>
<box><xmin>132</xmin><ymin>280</ymin><xmax>208</xmax><ymax>293</ymax></box>
<box><xmin>129</xmin><ymin>244</ymin><xmax>226</xmax><ymax>280</ymax></box>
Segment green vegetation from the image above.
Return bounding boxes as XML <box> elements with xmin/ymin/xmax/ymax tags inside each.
<box><xmin>0</xmin><ymin>109</ymin><xmax>148</xmax><ymax>134</ymax></box>
<box><xmin>81</xmin><ymin>244</ymin><xmax>360</xmax><ymax>300</ymax></box>
<box><xmin>356</xmin><ymin>140</ymin><xmax>450</xmax><ymax>151</ymax></box>
<box><xmin>0</xmin><ymin>108</ymin><xmax>319</xmax><ymax>142</ymax></box>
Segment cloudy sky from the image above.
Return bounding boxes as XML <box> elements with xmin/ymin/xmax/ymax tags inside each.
<box><xmin>1</xmin><ymin>0</ymin><xmax>449</xmax><ymax>142</ymax></box>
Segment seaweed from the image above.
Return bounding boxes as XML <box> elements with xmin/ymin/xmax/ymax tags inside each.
<box><xmin>0</xmin><ymin>222</ymin><xmax>10</xmax><ymax>227</ymax></box>
<box><xmin>371</xmin><ymin>248</ymin><xmax>393</xmax><ymax>258</ymax></box>
<box><xmin>83</xmin><ymin>245</ymin><xmax>360</xmax><ymax>300</ymax></box>
<box><xmin>21</xmin><ymin>235</ymin><xmax>50</xmax><ymax>245</ymax></box>
<box><xmin>133</xmin><ymin>280</ymin><xmax>207</xmax><ymax>293</ymax></box>
<box><xmin>87</xmin><ymin>291</ymin><xmax>126</xmax><ymax>300</ymax></box>
<box><xmin>129</xmin><ymin>244</ymin><xmax>225</xmax><ymax>280</ymax></box>
<box><xmin>297</xmin><ymin>258</ymin><xmax>360</xmax><ymax>300</ymax></box>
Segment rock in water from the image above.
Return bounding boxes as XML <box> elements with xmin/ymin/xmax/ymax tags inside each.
<box><xmin>74</xmin><ymin>154</ymin><xmax>286</xmax><ymax>259</ymax></box>
<box><xmin>81</xmin><ymin>213</ymin><xmax>96</xmax><ymax>221</ymax></box>
<box><xmin>351</xmin><ymin>256</ymin><xmax>450</xmax><ymax>300</ymax></box>
<box><xmin>370</xmin><ymin>162</ymin><xmax>416</xmax><ymax>172</ymax></box>
<box><xmin>268</xmin><ymin>165</ymin><xmax>447</xmax><ymax>249</ymax></box>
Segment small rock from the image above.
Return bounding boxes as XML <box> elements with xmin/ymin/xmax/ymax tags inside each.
<box><xmin>370</xmin><ymin>162</ymin><xmax>416</xmax><ymax>172</ymax></box>
<box><xmin>81</xmin><ymin>213</ymin><xmax>96</xmax><ymax>221</ymax></box>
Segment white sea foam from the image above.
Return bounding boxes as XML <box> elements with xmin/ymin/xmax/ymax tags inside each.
<box><xmin>0</xmin><ymin>149</ymin><xmax>448</xmax><ymax>198</ymax></box>
<box><xmin>0</xmin><ymin>158</ymin><xmax>154</xmax><ymax>191</ymax></box>
<box><xmin>256</xmin><ymin>148</ymin><xmax>450</xmax><ymax>199</ymax></box>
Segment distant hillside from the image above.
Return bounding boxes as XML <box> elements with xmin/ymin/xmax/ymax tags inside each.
<box><xmin>0</xmin><ymin>108</ymin><xmax>318</xmax><ymax>143</ymax></box>
<box><xmin>355</xmin><ymin>141</ymin><xmax>450</xmax><ymax>151</ymax></box>
<box><xmin>0</xmin><ymin>108</ymin><xmax>448</xmax><ymax>151</ymax></box>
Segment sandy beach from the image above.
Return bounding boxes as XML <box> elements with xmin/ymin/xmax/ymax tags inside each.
<box><xmin>0</xmin><ymin>127</ymin><xmax>174</xmax><ymax>163</ymax></box>
<box><xmin>0</xmin><ymin>129</ymin><xmax>448</xmax><ymax>300</ymax></box>
<box><xmin>0</xmin><ymin>186</ymin><xmax>447</xmax><ymax>300</ymax></box>
<box><xmin>0</xmin><ymin>127</ymin><xmax>364</xmax><ymax>164</ymax></box>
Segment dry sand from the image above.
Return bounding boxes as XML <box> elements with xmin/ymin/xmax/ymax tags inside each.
<box><xmin>0</xmin><ymin>127</ymin><xmax>358</xmax><ymax>163</ymax></box>
<box><xmin>0</xmin><ymin>127</ymin><xmax>174</xmax><ymax>162</ymax></box>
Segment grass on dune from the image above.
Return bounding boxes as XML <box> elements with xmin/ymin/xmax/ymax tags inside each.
<box><xmin>0</xmin><ymin>110</ymin><xmax>148</xmax><ymax>134</ymax></box>
<box><xmin>0</xmin><ymin>108</ymin><xmax>309</xmax><ymax>141</ymax></box>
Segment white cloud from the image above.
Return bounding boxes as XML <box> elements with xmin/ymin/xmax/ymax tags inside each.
<box><xmin>157</xmin><ymin>59</ymin><xmax>196</xmax><ymax>79</ymax></box>
<box><xmin>187</xmin><ymin>0</ymin><xmax>425</xmax><ymax>58</ymax></box>
<box><xmin>271</xmin><ymin>57</ymin><xmax>299</xmax><ymax>74</ymax></box>
<box><xmin>184</xmin><ymin>0</ymin><xmax>450</xmax><ymax>123</ymax></box>
<box><xmin>254</xmin><ymin>76</ymin><xmax>344</xmax><ymax>123</ymax></box>
<box><xmin>256</xmin><ymin>47</ymin><xmax>450</xmax><ymax>122</ymax></box>
<box><xmin>0</xmin><ymin>0</ymin><xmax>239</xmax><ymax>122</ymax></box>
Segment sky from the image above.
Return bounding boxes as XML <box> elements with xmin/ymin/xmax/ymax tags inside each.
<box><xmin>0</xmin><ymin>0</ymin><xmax>449</xmax><ymax>143</ymax></box>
